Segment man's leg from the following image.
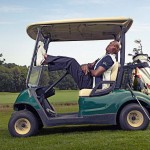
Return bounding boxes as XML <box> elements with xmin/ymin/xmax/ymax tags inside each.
<box><xmin>45</xmin><ymin>55</ymin><xmax>92</xmax><ymax>89</ymax></box>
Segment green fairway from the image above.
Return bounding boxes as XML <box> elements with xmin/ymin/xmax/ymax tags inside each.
<box><xmin>48</xmin><ymin>90</ymin><xmax>79</xmax><ymax>103</ymax></box>
<box><xmin>1</xmin><ymin>91</ymin><xmax>150</xmax><ymax>149</ymax></box>
<box><xmin>1</xmin><ymin>107</ymin><xmax>150</xmax><ymax>150</ymax></box>
<box><xmin>0</xmin><ymin>90</ymin><xmax>79</xmax><ymax>104</ymax></box>
<box><xmin>0</xmin><ymin>92</ymin><xmax>18</xmax><ymax>104</ymax></box>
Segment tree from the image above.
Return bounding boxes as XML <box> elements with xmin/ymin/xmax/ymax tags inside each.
<box><xmin>0</xmin><ymin>53</ymin><xmax>5</xmax><ymax>65</ymax></box>
<box><xmin>0</xmin><ymin>60</ymin><xmax>77</xmax><ymax>91</ymax></box>
<box><xmin>0</xmin><ymin>63</ymin><xmax>28</xmax><ymax>92</ymax></box>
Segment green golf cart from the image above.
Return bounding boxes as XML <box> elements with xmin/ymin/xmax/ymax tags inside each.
<box><xmin>8</xmin><ymin>17</ymin><xmax>150</xmax><ymax>137</ymax></box>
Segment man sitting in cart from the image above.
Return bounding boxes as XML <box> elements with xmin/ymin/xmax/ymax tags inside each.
<box><xmin>36</xmin><ymin>40</ymin><xmax>120</xmax><ymax>90</ymax></box>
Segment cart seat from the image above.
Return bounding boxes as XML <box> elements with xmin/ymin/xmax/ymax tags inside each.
<box><xmin>79</xmin><ymin>62</ymin><xmax>119</xmax><ymax>96</ymax></box>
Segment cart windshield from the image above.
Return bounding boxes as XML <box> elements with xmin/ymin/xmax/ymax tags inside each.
<box><xmin>26</xmin><ymin>32</ymin><xmax>50</xmax><ymax>87</ymax></box>
<box><xmin>28</xmin><ymin>66</ymin><xmax>43</xmax><ymax>87</ymax></box>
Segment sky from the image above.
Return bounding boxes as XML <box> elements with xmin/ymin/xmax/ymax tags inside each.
<box><xmin>0</xmin><ymin>0</ymin><xmax>150</xmax><ymax>66</ymax></box>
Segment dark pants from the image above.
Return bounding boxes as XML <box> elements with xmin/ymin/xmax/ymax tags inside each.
<box><xmin>45</xmin><ymin>55</ymin><xmax>93</xmax><ymax>89</ymax></box>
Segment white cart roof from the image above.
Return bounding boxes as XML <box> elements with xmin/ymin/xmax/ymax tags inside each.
<box><xmin>27</xmin><ymin>17</ymin><xmax>133</xmax><ymax>41</ymax></box>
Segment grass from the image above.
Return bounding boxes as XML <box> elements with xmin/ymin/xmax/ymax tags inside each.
<box><xmin>1</xmin><ymin>91</ymin><xmax>150</xmax><ymax>149</ymax></box>
<box><xmin>0</xmin><ymin>90</ymin><xmax>79</xmax><ymax>113</ymax></box>
<box><xmin>0</xmin><ymin>90</ymin><xmax>79</xmax><ymax>104</ymax></box>
<box><xmin>1</xmin><ymin>108</ymin><xmax>150</xmax><ymax>150</ymax></box>
<box><xmin>0</xmin><ymin>92</ymin><xmax>19</xmax><ymax>104</ymax></box>
<box><xmin>48</xmin><ymin>90</ymin><xmax>79</xmax><ymax>103</ymax></box>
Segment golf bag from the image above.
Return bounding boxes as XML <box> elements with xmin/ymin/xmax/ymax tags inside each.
<box><xmin>130</xmin><ymin>40</ymin><xmax>150</xmax><ymax>95</ymax></box>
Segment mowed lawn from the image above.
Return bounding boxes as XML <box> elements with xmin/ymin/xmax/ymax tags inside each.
<box><xmin>0</xmin><ymin>90</ymin><xmax>79</xmax><ymax>104</ymax></box>
<box><xmin>1</xmin><ymin>91</ymin><xmax>150</xmax><ymax>150</ymax></box>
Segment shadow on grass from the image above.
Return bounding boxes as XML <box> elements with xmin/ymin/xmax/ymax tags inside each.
<box><xmin>0</xmin><ymin>126</ymin><xmax>120</xmax><ymax>138</ymax></box>
<box><xmin>39</xmin><ymin>125</ymin><xmax>120</xmax><ymax>136</ymax></box>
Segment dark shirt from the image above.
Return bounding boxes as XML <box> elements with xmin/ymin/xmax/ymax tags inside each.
<box><xmin>93</xmin><ymin>54</ymin><xmax>115</xmax><ymax>87</ymax></box>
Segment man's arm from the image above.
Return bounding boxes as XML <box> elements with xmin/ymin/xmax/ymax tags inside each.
<box><xmin>90</xmin><ymin>55</ymin><xmax>114</xmax><ymax>77</ymax></box>
<box><xmin>81</xmin><ymin>60</ymin><xmax>97</xmax><ymax>75</ymax></box>
<box><xmin>90</xmin><ymin>66</ymin><xmax>106</xmax><ymax>77</ymax></box>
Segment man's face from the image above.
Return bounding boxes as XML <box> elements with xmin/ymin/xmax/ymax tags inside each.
<box><xmin>106</xmin><ymin>41</ymin><xmax>120</xmax><ymax>54</ymax></box>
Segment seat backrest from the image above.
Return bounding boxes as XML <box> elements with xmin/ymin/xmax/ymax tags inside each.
<box><xmin>110</xmin><ymin>62</ymin><xmax>119</xmax><ymax>81</ymax></box>
<box><xmin>102</xmin><ymin>62</ymin><xmax>119</xmax><ymax>89</ymax></box>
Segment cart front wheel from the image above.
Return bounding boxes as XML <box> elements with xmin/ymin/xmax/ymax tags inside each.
<box><xmin>8</xmin><ymin>110</ymin><xmax>39</xmax><ymax>137</ymax></box>
<box><xmin>15</xmin><ymin>118</ymin><xmax>31</xmax><ymax>135</ymax></box>
<box><xmin>119</xmin><ymin>103</ymin><xmax>149</xmax><ymax>130</ymax></box>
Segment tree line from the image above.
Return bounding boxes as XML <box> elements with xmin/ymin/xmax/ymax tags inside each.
<box><xmin>0</xmin><ymin>54</ymin><xmax>77</xmax><ymax>92</ymax></box>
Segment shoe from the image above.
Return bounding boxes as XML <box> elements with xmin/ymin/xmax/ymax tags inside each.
<box><xmin>36</xmin><ymin>41</ymin><xmax>46</xmax><ymax>66</ymax></box>
<box><xmin>46</xmin><ymin>108</ymin><xmax>56</xmax><ymax>117</ymax></box>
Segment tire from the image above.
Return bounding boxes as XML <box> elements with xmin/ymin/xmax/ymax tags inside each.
<box><xmin>8</xmin><ymin>110</ymin><xmax>39</xmax><ymax>137</ymax></box>
<box><xmin>119</xmin><ymin>103</ymin><xmax>149</xmax><ymax>130</ymax></box>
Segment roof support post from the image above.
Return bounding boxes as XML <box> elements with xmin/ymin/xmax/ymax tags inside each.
<box><xmin>115</xmin><ymin>26</ymin><xmax>126</xmax><ymax>89</ymax></box>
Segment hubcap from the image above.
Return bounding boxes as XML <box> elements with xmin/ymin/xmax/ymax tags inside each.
<box><xmin>15</xmin><ymin>118</ymin><xmax>31</xmax><ymax>135</ymax></box>
<box><xmin>127</xmin><ymin>110</ymin><xmax>144</xmax><ymax>127</ymax></box>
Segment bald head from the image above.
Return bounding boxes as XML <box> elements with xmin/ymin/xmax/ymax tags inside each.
<box><xmin>106</xmin><ymin>40</ymin><xmax>120</xmax><ymax>54</ymax></box>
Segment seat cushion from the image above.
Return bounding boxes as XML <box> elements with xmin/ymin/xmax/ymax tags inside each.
<box><xmin>79</xmin><ymin>89</ymin><xmax>92</xmax><ymax>96</ymax></box>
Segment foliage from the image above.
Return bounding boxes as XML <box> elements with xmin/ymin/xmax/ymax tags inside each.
<box><xmin>48</xmin><ymin>70</ymin><xmax>78</xmax><ymax>90</ymax></box>
<box><xmin>0</xmin><ymin>53</ymin><xmax>77</xmax><ymax>92</ymax></box>
<box><xmin>0</xmin><ymin>64</ymin><xmax>27</xmax><ymax>92</ymax></box>
<box><xmin>0</xmin><ymin>53</ymin><xmax>5</xmax><ymax>65</ymax></box>
<box><xmin>0</xmin><ymin>65</ymin><xmax>78</xmax><ymax>92</ymax></box>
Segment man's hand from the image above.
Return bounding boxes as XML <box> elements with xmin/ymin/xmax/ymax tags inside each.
<box><xmin>81</xmin><ymin>64</ymin><xmax>89</xmax><ymax>75</ymax></box>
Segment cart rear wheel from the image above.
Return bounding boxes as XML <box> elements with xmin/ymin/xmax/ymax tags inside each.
<box><xmin>119</xmin><ymin>103</ymin><xmax>149</xmax><ymax>130</ymax></box>
<box><xmin>8</xmin><ymin>110</ymin><xmax>39</xmax><ymax>137</ymax></box>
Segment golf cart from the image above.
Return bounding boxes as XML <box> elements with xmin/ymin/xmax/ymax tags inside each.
<box><xmin>8</xmin><ymin>17</ymin><xmax>150</xmax><ymax>137</ymax></box>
